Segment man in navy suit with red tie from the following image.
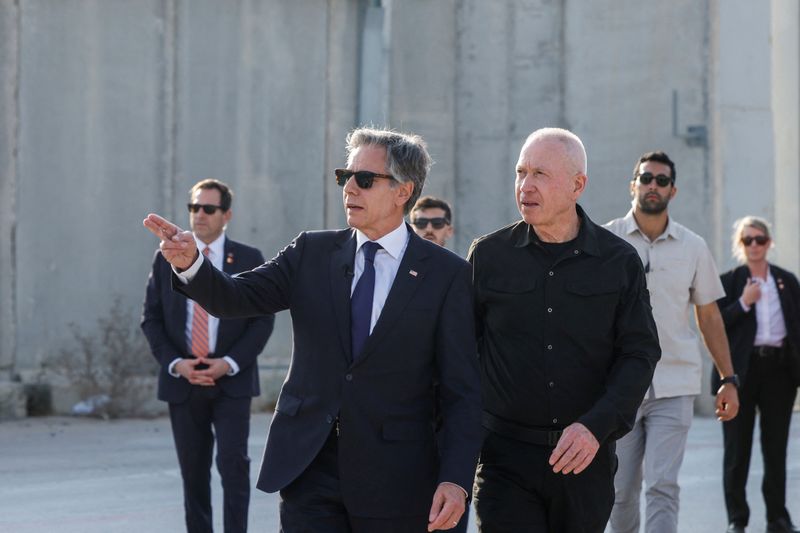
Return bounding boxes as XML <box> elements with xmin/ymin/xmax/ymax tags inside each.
<box><xmin>143</xmin><ymin>128</ymin><xmax>482</xmax><ymax>532</ymax></box>
<box><xmin>141</xmin><ymin>179</ymin><xmax>274</xmax><ymax>533</ymax></box>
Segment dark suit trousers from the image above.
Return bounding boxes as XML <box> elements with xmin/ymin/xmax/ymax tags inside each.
<box><xmin>169</xmin><ymin>385</ymin><xmax>252</xmax><ymax>533</ymax></box>
<box><xmin>722</xmin><ymin>349</ymin><xmax>797</xmax><ymax>525</ymax></box>
<box><xmin>279</xmin><ymin>428</ymin><xmax>430</xmax><ymax>533</ymax></box>
<box><xmin>474</xmin><ymin>431</ymin><xmax>616</xmax><ymax>533</ymax></box>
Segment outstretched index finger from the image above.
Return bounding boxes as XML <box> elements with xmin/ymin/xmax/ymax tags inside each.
<box><xmin>143</xmin><ymin>213</ymin><xmax>183</xmax><ymax>242</ymax></box>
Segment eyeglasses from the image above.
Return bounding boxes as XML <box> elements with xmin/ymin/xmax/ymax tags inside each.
<box><xmin>637</xmin><ymin>172</ymin><xmax>673</xmax><ymax>187</ymax></box>
<box><xmin>411</xmin><ymin>217</ymin><xmax>450</xmax><ymax>230</ymax></box>
<box><xmin>187</xmin><ymin>203</ymin><xmax>224</xmax><ymax>215</ymax></box>
<box><xmin>741</xmin><ymin>235</ymin><xmax>769</xmax><ymax>246</ymax></box>
<box><xmin>335</xmin><ymin>169</ymin><xmax>395</xmax><ymax>189</ymax></box>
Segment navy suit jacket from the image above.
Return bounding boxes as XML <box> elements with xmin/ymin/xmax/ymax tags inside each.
<box><xmin>174</xmin><ymin>227</ymin><xmax>483</xmax><ymax>518</ymax></box>
<box><xmin>715</xmin><ymin>263</ymin><xmax>800</xmax><ymax>390</ymax></box>
<box><xmin>141</xmin><ymin>237</ymin><xmax>274</xmax><ymax>403</ymax></box>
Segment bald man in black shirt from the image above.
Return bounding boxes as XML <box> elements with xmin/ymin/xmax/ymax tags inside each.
<box><xmin>468</xmin><ymin>128</ymin><xmax>661</xmax><ymax>532</ymax></box>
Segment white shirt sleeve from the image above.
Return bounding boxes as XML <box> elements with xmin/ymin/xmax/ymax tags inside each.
<box><xmin>223</xmin><ymin>356</ymin><xmax>240</xmax><ymax>376</ymax></box>
<box><xmin>173</xmin><ymin>252</ymin><xmax>205</xmax><ymax>284</ymax></box>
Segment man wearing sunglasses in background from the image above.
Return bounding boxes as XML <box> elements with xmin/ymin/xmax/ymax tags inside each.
<box><xmin>604</xmin><ymin>151</ymin><xmax>739</xmax><ymax>533</ymax></box>
<box><xmin>141</xmin><ymin>178</ymin><xmax>275</xmax><ymax>533</ymax></box>
<box><xmin>143</xmin><ymin>127</ymin><xmax>481</xmax><ymax>532</ymax></box>
<box><xmin>410</xmin><ymin>196</ymin><xmax>454</xmax><ymax>248</ymax></box>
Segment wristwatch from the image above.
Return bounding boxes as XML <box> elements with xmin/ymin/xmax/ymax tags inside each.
<box><xmin>720</xmin><ymin>374</ymin><xmax>740</xmax><ymax>388</ymax></box>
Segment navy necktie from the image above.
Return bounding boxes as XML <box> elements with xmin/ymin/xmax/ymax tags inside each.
<box><xmin>351</xmin><ymin>241</ymin><xmax>382</xmax><ymax>360</ymax></box>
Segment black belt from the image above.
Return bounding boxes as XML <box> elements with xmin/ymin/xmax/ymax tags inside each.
<box><xmin>753</xmin><ymin>345</ymin><xmax>782</xmax><ymax>357</ymax></box>
<box><xmin>482</xmin><ymin>411</ymin><xmax>563</xmax><ymax>447</ymax></box>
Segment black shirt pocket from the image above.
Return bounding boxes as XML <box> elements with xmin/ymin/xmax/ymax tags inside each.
<box><xmin>481</xmin><ymin>276</ymin><xmax>538</xmax><ymax>336</ymax></box>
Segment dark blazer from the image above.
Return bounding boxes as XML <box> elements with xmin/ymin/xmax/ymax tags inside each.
<box><xmin>141</xmin><ymin>237</ymin><xmax>274</xmax><ymax>403</ymax></box>
<box><xmin>174</xmin><ymin>227</ymin><xmax>483</xmax><ymax>518</ymax></box>
<box><xmin>715</xmin><ymin>263</ymin><xmax>800</xmax><ymax>390</ymax></box>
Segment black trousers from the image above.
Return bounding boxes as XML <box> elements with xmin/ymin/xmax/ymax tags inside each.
<box><xmin>279</xmin><ymin>428</ymin><xmax>430</xmax><ymax>533</ymax></box>
<box><xmin>722</xmin><ymin>349</ymin><xmax>797</xmax><ymax>525</ymax></box>
<box><xmin>473</xmin><ymin>431</ymin><xmax>616</xmax><ymax>533</ymax></box>
<box><xmin>169</xmin><ymin>386</ymin><xmax>252</xmax><ymax>533</ymax></box>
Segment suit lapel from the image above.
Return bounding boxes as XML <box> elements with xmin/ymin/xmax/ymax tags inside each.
<box><xmin>357</xmin><ymin>232</ymin><xmax>429</xmax><ymax>363</ymax></box>
<box><xmin>213</xmin><ymin>238</ymin><xmax>238</xmax><ymax>350</ymax></box>
<box><xmin>222</xmin><ymin>238</ymin><xmax>237</xmax><ymax>275</ymax></box>
<box><xmin>771</xmin><ymin>264</ymin><xmax>792</xmax><ymax>317</ymax></box>
<box><xmin>330</xmin><ymin>230</ymin><xmax>357</xmax><ymax>362</ymax></box>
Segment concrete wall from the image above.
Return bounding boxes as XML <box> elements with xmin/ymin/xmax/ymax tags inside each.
<box><xmin>0</xmin><ymin>0</ymin><xmax>19</xmax><ymax>379</ymax></box>
<box><xmin>0</xmin><ymin>0</ymin><xmax>796</xmax><ymax>413</ymax></box>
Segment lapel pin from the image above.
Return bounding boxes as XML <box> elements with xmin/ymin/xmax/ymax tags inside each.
<box><xmin>409</xmin><ymin>270</ymin><xmax>418</xmax><ymax>277</ymax></box>
<box><xmin>226</xmin><ymin>253</ymin><xmax>234</xmax><ymax>264</ymax></box>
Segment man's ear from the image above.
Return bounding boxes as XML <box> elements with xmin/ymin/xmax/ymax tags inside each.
<box><xmin>395</xmin><ymin>181</ymin><xmax>414</xmax><ymax>206</ymax></box>
<box><xmin>572</xmin><ymin>173</ymin><xmax>587</xmax><ymax>197</ymax></box>
<box><xmin>630</xmin><ymin>180</ymin><xmax>636</xmax><ymax>196</ymax></box>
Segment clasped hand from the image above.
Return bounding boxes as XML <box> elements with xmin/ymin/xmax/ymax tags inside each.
<box><xmin>175</xmin><ymin>357</ymin><xmax>230</xmax><ymax>386</ymax></box>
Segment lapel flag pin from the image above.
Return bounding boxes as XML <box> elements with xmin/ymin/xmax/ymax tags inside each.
<box><xmin>409</xmin><ymin>270</ymin><xmax>418</xmax><ymax>277</ymax></box>
<box><xmin>226</xmin><ymin>253</ymin><xmax>234</xmax><ymax>264</ymax></box>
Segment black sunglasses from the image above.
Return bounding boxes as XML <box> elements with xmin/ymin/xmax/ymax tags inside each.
<box><xmin>335</xmin><ymin>169</ymin><xmax>395</xmax><ymax>189</ymax></box>
<box><xmin>637</xmin><ymin>172</ymin><xmax>673</xmax><ymax>187</ymax></box>
<box><xmin>187</xmin><ymin>203</ymin><xmax>224</xmax><ymax>215</ymax></box>
<box><xmin>411</xmin><ymin>217</ymin><xmax>449</xmax><ymax>230</ymax></box>
<box><xmin>741</xmin><ymin>235</ymin><xmax>769</xmax><ymax>246</ymax></box>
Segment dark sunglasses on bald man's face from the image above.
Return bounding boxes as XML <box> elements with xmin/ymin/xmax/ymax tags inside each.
<box><xmin>187</xmin><ymin>203</ymin><xmax>224</xmax><ymax>215</ymax></box>
<box><xmin>411</xmin><ymin>217</ymin><xmax>450</xmax><ymax>230</ymax></box>
<box><xmin>335</xmin><ymin>169</ymin><xmax>395</xmax><ymax>189</ymax></box>
<box><xmin>741</xmin><ymin>235</ymin><xmax>769</xmax><ymax>246</ymax></box>
<box><xmin>637</xmin><ymin>172</ymin><xmax>673</xmax><ymax>187</ymax></box>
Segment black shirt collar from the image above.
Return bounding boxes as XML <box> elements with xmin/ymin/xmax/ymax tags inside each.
<box><xmin>512</xmin><ymin>204</ymin><xmax>601</xmax><ymax>257</ymax></box>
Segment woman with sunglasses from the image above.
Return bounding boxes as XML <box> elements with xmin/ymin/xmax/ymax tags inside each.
<box><xmin>716</xmin><ymin>216</ymin><xmax>800</xmax><ymax>533</ymax></box>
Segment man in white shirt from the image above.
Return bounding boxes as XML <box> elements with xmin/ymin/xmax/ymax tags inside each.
<box><xmin>141</xmin><ymin>179</ymin><xmax>274</xmax><ymax>533</ymax></box>
<box><xmin>605</xmin><ymin>151</ymin><xmax>740</xmax><ymax>533</ymax></box>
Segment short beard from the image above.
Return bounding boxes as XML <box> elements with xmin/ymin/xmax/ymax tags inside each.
<box><xmin>637</xmin><ymin>196</ymin><xmax>669</xmax><ymax>214</ymax></box>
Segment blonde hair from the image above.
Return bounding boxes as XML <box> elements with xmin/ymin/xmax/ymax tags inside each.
<box><xmin>731</xmin><ymin>215</ymin><xmax>772</xmax><ymax>264</ymax></box>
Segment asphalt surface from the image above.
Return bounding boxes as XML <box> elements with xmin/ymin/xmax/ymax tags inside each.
<box><xmin>1</xmin><ymin>412</ymin><xmax>798</xmax><ymax>532</ymax></box>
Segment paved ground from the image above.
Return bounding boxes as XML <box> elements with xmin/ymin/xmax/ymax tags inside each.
<box><xmin>1</xmin><ymin>412</ymin><xmax>798</xmax><ymax>532</ymax></box>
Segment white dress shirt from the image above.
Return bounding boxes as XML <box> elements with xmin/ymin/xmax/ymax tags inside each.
<box><xmin>740</xmin><ymin>272</ymin><xmax>787</xmax><ymax>347</ymax></box>
<box><xmin>352</xmin><ymin>221</ymin><xmax>410</xmax><ymax>333</ymax></box>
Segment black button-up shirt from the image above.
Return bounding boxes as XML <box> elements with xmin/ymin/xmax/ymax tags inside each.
<box><xmin>468</xmin><ymin>205</ymin><xmax>661</xmax><ymax>444</ymax></box>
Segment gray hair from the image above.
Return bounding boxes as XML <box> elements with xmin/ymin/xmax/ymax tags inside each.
<box><xmin>345</xmin><ymin>127</ymin><xmax>433</xmax><ymax>214</ymax></box>
<box><xmin>524</xmin><ymin>127</ymin><xmax>588</xmax><ymax>175</ymax></box>
<box><xmin>731</xmin><ymin>215</ymin><xmax>773</xmax><ymax>264</ymax></box>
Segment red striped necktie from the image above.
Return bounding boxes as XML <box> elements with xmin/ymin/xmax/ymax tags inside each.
<box><xmin>190</xmin><ymin>246</ymin><xmax>211</xmax><ymax>356</ymax></box>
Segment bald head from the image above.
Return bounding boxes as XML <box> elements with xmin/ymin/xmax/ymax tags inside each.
<box><xmin>524</xmin><ymin>128</ymin><xmax>587</xmax><ymax>176</ymax></box>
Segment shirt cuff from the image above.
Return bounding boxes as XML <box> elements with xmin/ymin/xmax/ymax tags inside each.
<box><xmin>168</xmin><ymin>357</ymin><xmax>182</xmax><ymax>378</ymax></box>
<box><xmin>223</xmin><ymin>356</ymin><xmax>239</xmax><ymax>376</ymax></box>
<box><xmin>439</xmin><ymin>481</ymin><xmax>469</xmax><ymax>500</ymax></box>
<box><xmin>173</xmin><ymin>252</ymin><xmax>204</xmax><ymax>284</ymax></box>
<box><xmin>739</xmin><ymin>297</ymin><xmax>751</xmax><ymax>313</ymax></box>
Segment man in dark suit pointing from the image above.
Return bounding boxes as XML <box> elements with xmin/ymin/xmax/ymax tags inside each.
<box><xmin>141</xmin><ymin>178</ymin><xmax>274</xmax><ymax>533</ymax></box>
<box><xmin>143</xmin><ymin>128</ymin><xmax>482</xmax><ymax>532</ymax></box>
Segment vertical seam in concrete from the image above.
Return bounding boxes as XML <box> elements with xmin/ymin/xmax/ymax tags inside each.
<box><xmin>505</xmin><ymin>1</ymin><xmax>513</xmax><ymax>148</ymax></box>
<box><xmin>163</xmin><ymin>0</ymin><xmax>177</xmax><ymax>219</ymax></box>
<box><xmin>381</xmin><ymin>0</ymin><xmax>392</xmax><ymax>126</ymax></box>
<box><xmin>5</xmin><ymin>0</ymin><xmax>21</xmax><ymax>377</ymax></box>
<box><xmin>453</xmin><ymin>0</ymin><xmax>461</xmax><ymax>247</ymax></box>
<box><xmin>322</xmin><ymin>0</ymin><xmax>332</xmax><ymax>226</ymax></box>
<box><xmin>707</xmin><ymin>0</ymin><xmax>723</xmax><ymax>263</ymax></box>
<box><xmin>558</xmin><ymin>0</ymin><xmax>567</xmax><ymax>128</ymax></box>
